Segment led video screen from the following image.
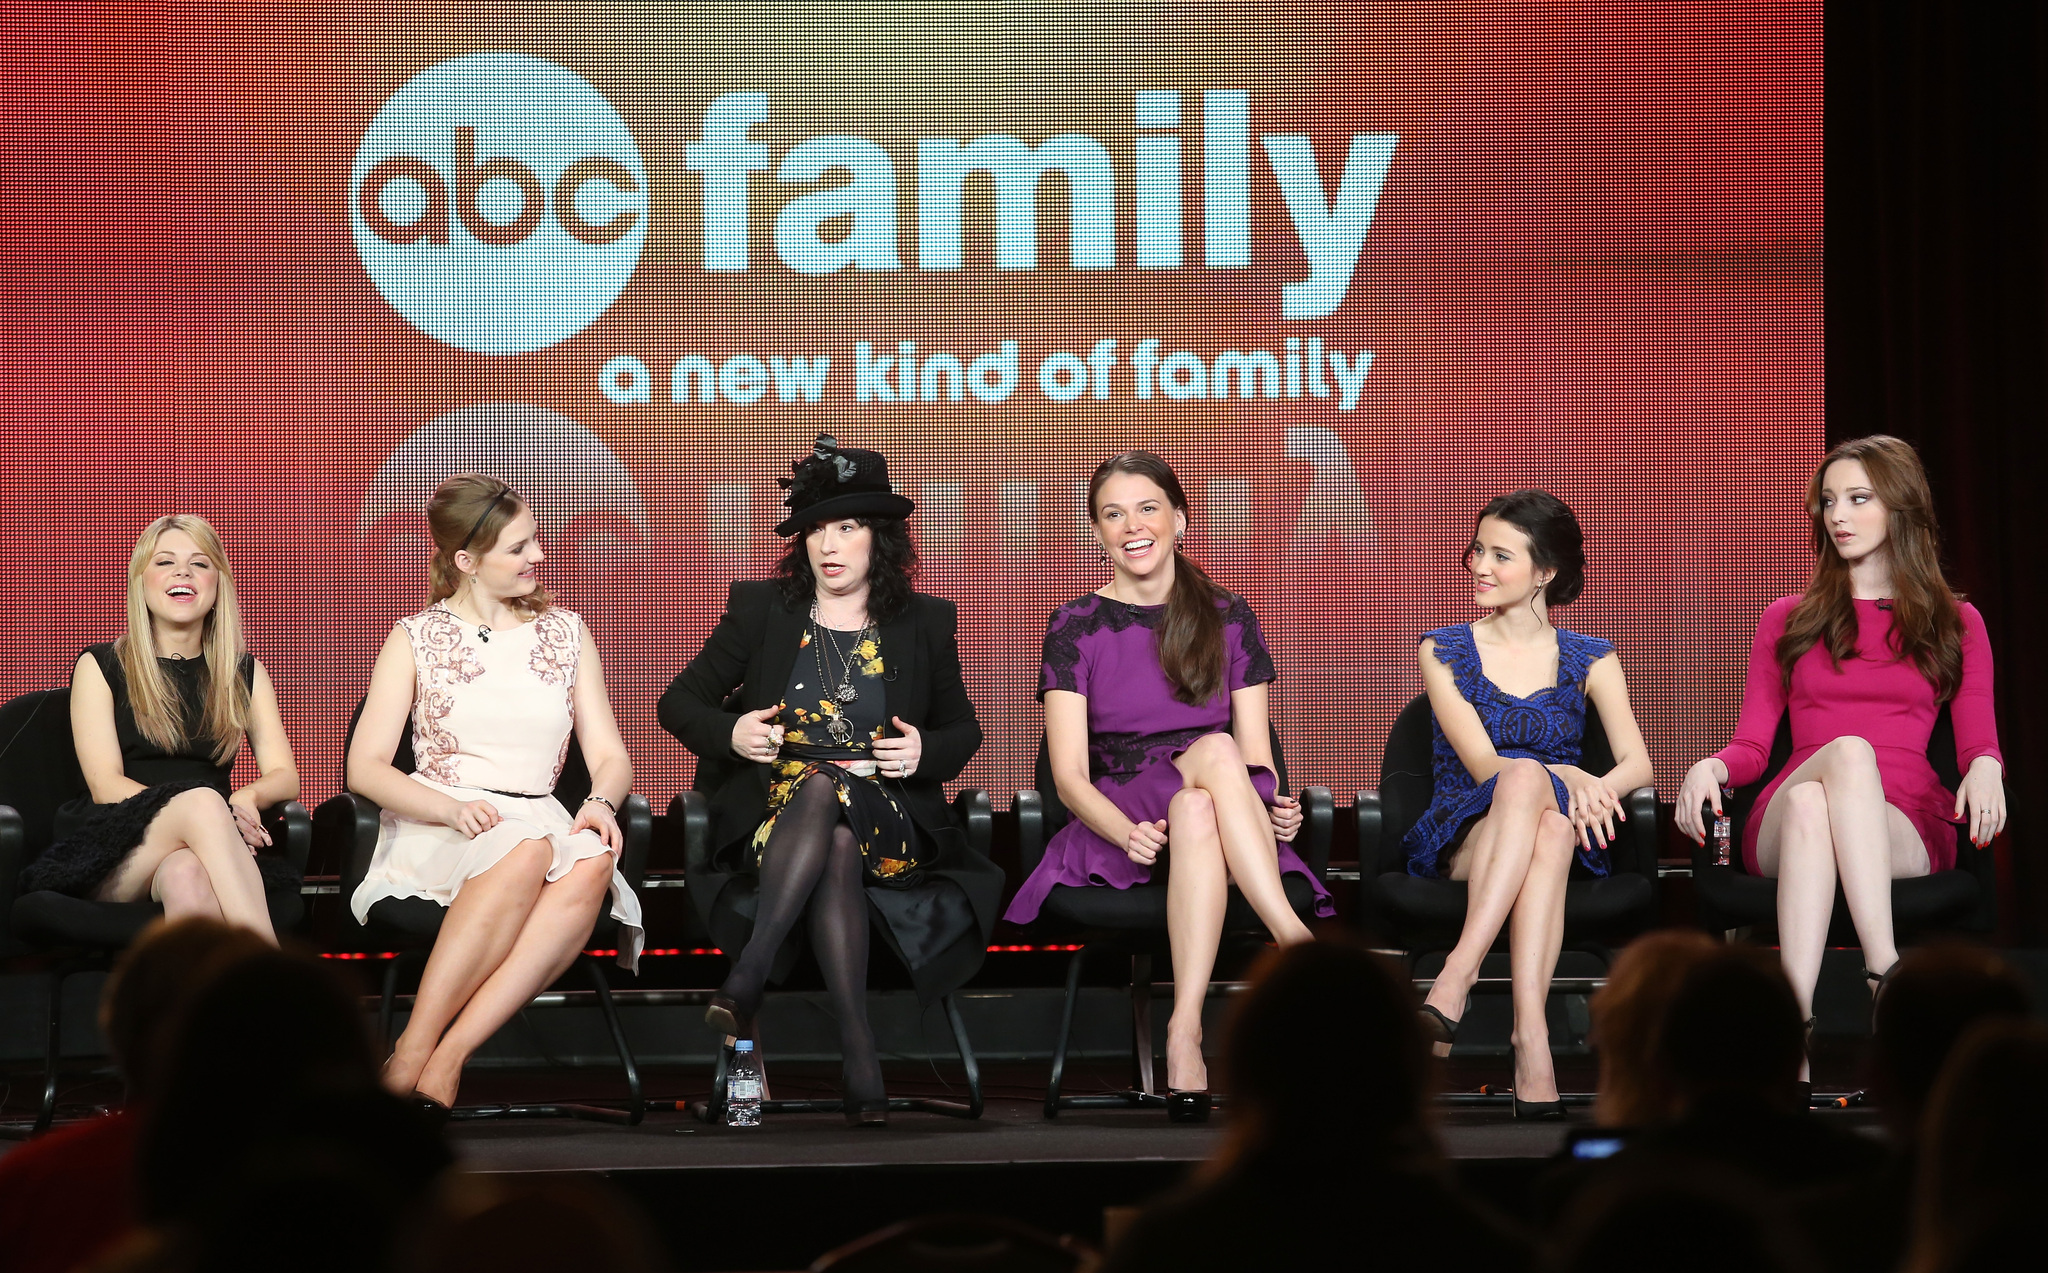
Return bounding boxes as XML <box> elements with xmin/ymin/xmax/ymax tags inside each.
<box><xmin>4</xmin><ymin>2</ymin><xmax>1821</xmax><ymax>817</ymax></box>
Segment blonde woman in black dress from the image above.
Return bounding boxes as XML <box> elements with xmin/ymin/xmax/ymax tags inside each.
<box><xmin>20</xmin><ymin>516</ymin><xmax>298</xmax><ymax>940</ymax></box>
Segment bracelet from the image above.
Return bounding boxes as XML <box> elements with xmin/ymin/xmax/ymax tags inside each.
<box><xmin>581</xmin><ymin>794</ymin><xmax>616</xmax><ymax>812</ymax></box>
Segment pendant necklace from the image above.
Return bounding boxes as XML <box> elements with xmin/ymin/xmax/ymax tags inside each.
<box><xmin>810</xmin><ymin>603</ymin><xmax>872</xmax><ymax>745</ymax></box>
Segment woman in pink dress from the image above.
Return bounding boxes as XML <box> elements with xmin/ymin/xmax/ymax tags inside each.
<box><xmin>349</xmin><ymin>475</ymin><xmax>644</xmax><ymax>1113</ymax></box>
<box><xmin>1676</xmin><ymin>436</ymin><xmax>2006</xmax><ymax>1059</ymax></box>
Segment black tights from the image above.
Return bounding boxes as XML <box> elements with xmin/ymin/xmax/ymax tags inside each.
<box><xmin>720</xmin><ymin>775</ymin><xmax>881</xmax><ymax>1103</ymax></box>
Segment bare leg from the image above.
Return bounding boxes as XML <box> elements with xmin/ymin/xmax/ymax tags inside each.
<box><xmin>1172</xmin><ymin>734</ymin><xmax>1313</xmax><ymax>946</ymax></box>
<box><xmin>806</xmin><ymin>825</ymin><xmax>883</xmax><ymax>1106</ymax></box>
<box><xmin>1505</xmin><ymin>810</ymin><xmax>1575</xmax><ymax>1103</ymax></box>
<box><xmin>1163</xmin><ymin>787</ymin><xmax>1228</xmax><ymax>1092</ymax></box>
<box><xmin>149</xmin><ymin>848</ymin><xmax>225</xmax><ymax>923</ymax></box>
<box><xmin>382</xmin><ymin>838</ymin><xmax>550</xmax><ymax>1096</ymax></box>
<box><xmin>1422</xmin><ymin>759</ymin><xmax>1556</xmax><ymax>1038</ymax></box>
<box><xmin>413</xmin><ymin>853</ymin><xmax>616</xmax><ymax>1106</ymax></box>
<box><xmin>94</xmin><ymin>787</ymin><xmax>276</xmax><ymax>942</ymax></box>
<box><xmin>1758</xmin><ymin>781</ymin><xmax>1834</xmax><ymax>1034</ymax></box>
<box><xmin>1756</xmin><ymin>737</ymin><xmax>1932</xmax><ymax>1079</ymax></box>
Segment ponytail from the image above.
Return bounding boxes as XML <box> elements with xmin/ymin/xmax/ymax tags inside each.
<box><xmin>1160</xmin><ymin>552</ymin><xmax>1226</xmax><ymax>705</ymax></box>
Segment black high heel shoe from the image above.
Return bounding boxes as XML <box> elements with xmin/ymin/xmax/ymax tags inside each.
<box><xmin>1864</xmin><ymin>966</ymin><xmax>1895</xmax><ymax>1017</ymax></box>
<box><xmin>844</xmin><ymin>1099</ymin><xmax>889</xmax><ymax>1128</ymax></box>
<box><xmin>1167</xmin><ymin>1089</ymin><xmax>1212</xmax><ymax>1124</ymax></box>
<box><xmin>410</xmin><ymin>1090</ymin><xmax>453</xmax><ymax>1128</ymax></box>
<box><xmin>1418</xmin><ymin>1003</ymin><xmax>1463</xmax><ymax>1050</ymax></box>
<box><xmin>1512</xmin><ymin>1096</ymin><xmax>1567</xmax><ymax>1121</ymax></box>
<box><xmin>704</xmin><ymin>993</ymin><xmax>754</xmax><ymax>1039</ymax></box>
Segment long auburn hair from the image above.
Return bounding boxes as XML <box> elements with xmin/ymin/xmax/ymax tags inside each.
<box><xmin>117</xmin><ymin>515</ymin><xmax>250</xmax><ymax>764</ymax></box>
<box><xmin>1776</xmin><ymin>435</ymin><xmax>1963</xmax><ymax>699</ymax></box>
<box><xmin>427</xmin><ymin>475</ymin><xmax>552</xmax><ymax>619</ymax></box>
<box><xmin>774</xmin><ymin>516</ymin><xmax>919</xmax><ymax>623</ymax></box>
<box><xmin>1090</xmin><ymin>452</ymin><xmax>1226</xmax><ymax>706</ymax></box>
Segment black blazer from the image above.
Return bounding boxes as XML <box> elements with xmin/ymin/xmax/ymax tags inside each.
<box><xmin>658</xmin><ymin>580</ymin><xmax>983</xmax><ymax>859</ymax></box>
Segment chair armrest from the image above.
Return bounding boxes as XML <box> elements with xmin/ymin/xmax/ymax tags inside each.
<box><xmin>952</xmin><ymin>789</ymin><xmax>994</xmax><ymax>860</ymax></box>
<box><xmin>0</xmin><ymin>804</ymin><xmax>23</xmax><ymax>955</ymax></box>
<box><xmin>1686</xmin><ymin>795</ymin><xmax>1720</xmax><ymax>875</ymax></box>
<box><xmin>1619</xmin><ymin>786</ymin><xmax>1660</xmax><ymax>893</ymax></box>
<box><xmin>1298</xmin><ymin>786</ymin><xmax>1334</xmax><ymax>882</ymax></box>
<box><xmin>316</xmin><ymin>792</ymin><xmax>385</xmax><ymax>908</ymax></box>
<box><xmin>617</xmin><ymin>793</ymin><xmax>654</xmax><ymax>888</ymax></box>
<box><xmin>261</xmin><ymin>800</ymin><xmax>312</xmax><ymax>875</ymax></box>
<box><xmin>670</xmin><ymin>789</ymin><xmax>715</xmax><ymax>878</ymax></box>
<box><xmin>1014</xmin><ymin>790</ymin><xmax>1046</xmax><ymax>878</ymax></box>
<box><xmin>1354</xmin><ymin>790</ymin><xmax>1383</xmax><ymax>874</ymax></box>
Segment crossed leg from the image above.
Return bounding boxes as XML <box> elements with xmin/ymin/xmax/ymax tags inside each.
<box><xmin>1756</xmin><ymin>735</ymin><xmax>1929</xmax><ymax>1076</ymax></box>
<box><xmin>94</xmin><ymin>786</ymin><xmax>276</xmax><ymax>942</ymax></box>
<box><xmin>412</xmin><ymin>852</ymin><xmax>617</xmax><ymax>1106</ymax></box>
<box><xmin>1161</xmin><ymin>734</ymin><xmax>1316</xmax><ymax>1091</ymax></box>
<box><xmin>383</xmin><ymin>837</ymin><xmax>557</xmax><ymax>1098</ymax></box>
<box><xmin>1422</xmin><ymin>759</ymin><xmax>1569</xmax><ymax>1070</ymax></box>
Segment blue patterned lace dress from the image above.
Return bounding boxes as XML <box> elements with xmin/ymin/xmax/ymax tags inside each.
<box><xmin>1401</xmin><ymin>624</ymin><xmax>1615</xmax><ymax>879</ymax></box>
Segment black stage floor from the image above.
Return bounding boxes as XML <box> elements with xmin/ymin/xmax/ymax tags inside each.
<box><xmin>1</xmin><ymin>1054</ymin><xmax>1887</xmax><ymax>1271</ymax></box>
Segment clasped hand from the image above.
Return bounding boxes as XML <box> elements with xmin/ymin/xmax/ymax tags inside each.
<box><xmin>1553</xmin><ymin>765</ymin><xmax>1623</xmax><ymax>852</ymax></box>
<box><xmin>1125</xmin><ymin>795</ymin><xmax>1304</xmax><ymax>865</ymax></box>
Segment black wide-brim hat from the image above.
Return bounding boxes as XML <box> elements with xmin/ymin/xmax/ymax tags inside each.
<box><xmin>773</xmin><ymin>433</ymin><xmax>916</xmax><ymax>537</ymax></box>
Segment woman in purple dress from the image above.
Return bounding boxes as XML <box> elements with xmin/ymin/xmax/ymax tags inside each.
<box><xmin>1005</xmin><ymin>452</ymin><xmax>1333</xmax><ymax>1108</ymax></box>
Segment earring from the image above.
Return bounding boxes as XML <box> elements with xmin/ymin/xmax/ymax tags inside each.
<box><xmin>1098</xmin><ymin>549</ymin><xmax>1110</xmax><ymax>566</ymax></box>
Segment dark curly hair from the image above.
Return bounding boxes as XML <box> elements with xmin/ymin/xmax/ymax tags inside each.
<box><xmin>1467</xmin><ymin>489</ymin><xmax>1586</xmax><ymax>607</ymax></box>
<box><xmin>774</xmin><ymin>516</ymin><xmax>919</xmax><ymax>622</ymax></box>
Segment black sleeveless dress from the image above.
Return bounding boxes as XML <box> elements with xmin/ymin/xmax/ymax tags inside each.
<box><xmin>18</xmin><ymin>644</ymin><xmax>275</xmax><ymax>898</ymax></box>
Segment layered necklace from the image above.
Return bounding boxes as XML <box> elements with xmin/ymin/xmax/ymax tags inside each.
<box><xmin>810</xmin><ymin>601</ymin><xmax>876</xmax><ymax>746</ymax></box>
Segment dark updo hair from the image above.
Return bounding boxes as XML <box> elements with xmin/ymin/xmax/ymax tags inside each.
<box><xmin>1468</xmin><ymin>489</ymin><xmax>1586</xmax><ymax>607</ymax></box>
<box><xmin>774</xmin><ymin>515</ymin><xmax>919</xmax><ymax>623</ymax></box>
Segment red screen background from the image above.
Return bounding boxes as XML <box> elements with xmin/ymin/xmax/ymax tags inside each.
<box><xmin>3</xmin><ymin>2</ymin><xmax>1821</xmax><ymax>818</ymax></box>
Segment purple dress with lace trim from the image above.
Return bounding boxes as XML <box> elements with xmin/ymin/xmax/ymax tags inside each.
<box><xmin>1002</xmin><ymin>592</ymin><xmax>1335</xmax><ymax>924</ymax></box>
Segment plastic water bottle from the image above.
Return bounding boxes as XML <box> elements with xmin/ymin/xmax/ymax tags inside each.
<box><xmin>1711</xmin><ymin>788</ymin><xmax>1733</xmax><ymax>868</ymax></box>
<box><xmin>726</xmin><ymin>1040</ymin><xmax>763</xmax><ymax>1127</ymax></box>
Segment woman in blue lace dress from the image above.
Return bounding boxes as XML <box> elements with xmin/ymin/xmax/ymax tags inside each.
<box><xmin>1406</xmin><ymin>491</ymin><xmax>1652</xmax><ymax>1117</ymax></box>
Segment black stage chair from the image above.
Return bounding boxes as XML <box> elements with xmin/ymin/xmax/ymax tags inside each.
<box><xmin>668</xmin><ymin>744</ymin><xmax>990</xmax><ymax>1122</ymax></box>
<box><xmin>1357</xmin><ymin>693</ymin><xmax>1658</xmax><ymax>983</ymax></box>
<box><xmin>317</xmin><ymin>700</ymin><xmax>651</xmax><ymax>1125</ymax></box>
<box><xmin>1015</xmin><ymin>724</ymin><xmax>1334</xmax><ymax>1117</ymax></box>
<box><xmin>0</xmin><ymin>687</ymin><xmax>309</xmax><ymax>1133</ymax></box>
<box><xmin>1690</xmin><ymin>704</ymin><xmax>1992</xmax><ymax>939</ymax></box>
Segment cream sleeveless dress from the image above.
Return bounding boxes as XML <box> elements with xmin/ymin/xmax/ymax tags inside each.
<box><xmin>348</xmin><ymin>603</ymin><xmax>645</xmax><ymax>971</ymax></box>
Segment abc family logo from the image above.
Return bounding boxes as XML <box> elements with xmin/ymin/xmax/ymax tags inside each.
<box><xmin>350</xmin><ymin>53</ymin><xmax>648</xmax><ymax>355</ymax></box>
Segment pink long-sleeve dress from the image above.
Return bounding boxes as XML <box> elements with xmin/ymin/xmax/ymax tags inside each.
<box><xmin>1713</xmin><ymin>596</ymin><xmax>2001</xmax><ymax>875</ymax></box>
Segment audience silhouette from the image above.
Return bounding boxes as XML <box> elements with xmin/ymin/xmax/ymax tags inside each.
<box><xmin>1101</xmin><ymin>938</ymin><xmax>1533</xmax><ymax>1272</ymax></box>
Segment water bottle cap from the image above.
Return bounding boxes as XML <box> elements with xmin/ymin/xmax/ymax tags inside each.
<box><xmin>734</xmin><ymin>1040</ymin><xmax>754</xmax><ymax>1052</ymax></box>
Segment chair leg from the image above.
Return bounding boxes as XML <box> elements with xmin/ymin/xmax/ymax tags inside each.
<box><xmin>379</xmin><ymin>955</ymin><xmax>402</xmax><ymax>1051</ymax></box>
<box><xmin>581</xmin><ymin>956</ymin><xmax>644</xmax><ymax>1126</ymax></box>
<box><xmin>942</xmin><ymin>995</ymin><xmax>984</xmax><ymax>1120</ymax></box>
<box><xmin>37</xmin><ymin>966</ymin><xmax>65</xmax><ymax>1134</ymax></box>
<box><xmin>1130</xmin><ymin>954</ymin><xmax>1156</xmax><ymax>1096</ymax></box>
<box><xmin>1045</xmin><ymin>946</ymin><xmax>1089</xmax><ymax>1118</ymax></box>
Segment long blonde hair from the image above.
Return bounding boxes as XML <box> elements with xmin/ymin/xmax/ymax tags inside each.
<box><xmin>116</xmin><ymin>515</ymin><xmax>249</xmax><ymax>764</ymax></box>
<box><xmin>427</xmin><ymin>475</ymin><xmax>551</xmax><ymax>617</ymax></box>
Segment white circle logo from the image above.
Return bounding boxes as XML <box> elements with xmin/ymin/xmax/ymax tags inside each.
<box><xmin>350</xmin><ymin>53</ymin><xmax>648</xmax><ymax>355</ymax></box>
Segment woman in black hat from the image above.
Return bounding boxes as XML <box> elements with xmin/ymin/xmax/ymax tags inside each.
<box><xmin>658</xmin><ymin>434</ymin><xmax>1000</xmax><ymax>1126</ymax></box>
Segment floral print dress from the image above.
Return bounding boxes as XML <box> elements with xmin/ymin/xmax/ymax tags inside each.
<box><xmin>751</xmin><ymin>620</ymin><xmax>925</xmax><ymax>884</ymax></box>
